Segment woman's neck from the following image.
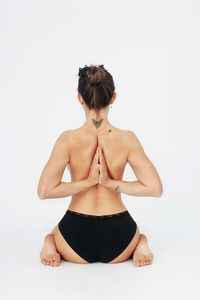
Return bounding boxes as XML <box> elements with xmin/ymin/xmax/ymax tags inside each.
<box><xmin>82</xmin><ymin>107</ymin><xmax>111</xmax><ymax>130</ymax></box>
<box><xmin>83</xmin><ymin>117</ymin><xmax>111</xmax><ymax>130</ymax></box>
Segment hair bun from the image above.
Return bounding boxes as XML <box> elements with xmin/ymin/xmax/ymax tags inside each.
<box><xmin>78</xmin><ymin>64</ymin><xmax>106</xmax><ymax>86</ymax></box>
<box><xmin>88</xmin><ymin>65</ymin><xmax>106</xmax><ymax>86</ymax></box>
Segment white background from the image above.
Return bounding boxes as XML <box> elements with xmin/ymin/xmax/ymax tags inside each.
<box><xmin>0</xmin><ymin>0</ymin><xmax>200</xmax><ymax>299</ymax></box>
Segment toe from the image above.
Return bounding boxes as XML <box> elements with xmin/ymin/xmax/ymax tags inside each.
<box><xmin>133</xmin><ymin>260</ymin><xmax>139</xmax><ymax>267</ymax></box>
<box><xmin>51</xmin><ymin>260</ymin><xmax>55</xmax><ymax>266</ymax></box>
<box><xmin>41</xmin><ymin>258</ymin><xmax>45</xmax><ymax>264</ymax></box>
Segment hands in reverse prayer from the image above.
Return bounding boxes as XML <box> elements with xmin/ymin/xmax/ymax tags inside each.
<box><xmin>87</xmin><ymin>147</ymin><xmax>111</xmax><ymax>187</ymax></box>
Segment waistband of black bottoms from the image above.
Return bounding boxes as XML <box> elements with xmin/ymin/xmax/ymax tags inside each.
<box><xmin>66</xmin><ymin>209</ymin><xmax>129</xmax><ymax>219</ymax></box>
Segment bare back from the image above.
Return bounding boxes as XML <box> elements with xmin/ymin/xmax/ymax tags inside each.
<box><xmin>38</xmin><ymin>119</ymin><xmax>162</xmax><ymax>215</ymax></box>
<box><xmin>66</xmin><ymin>124</ymin><xmax>129</xmax><ymax>214</ymax></box>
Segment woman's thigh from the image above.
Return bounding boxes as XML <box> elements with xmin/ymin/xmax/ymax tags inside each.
<box><xmin>53</xmin><ymin>224</ymin><xmax>90</xmax><ymax>264</ymax></box>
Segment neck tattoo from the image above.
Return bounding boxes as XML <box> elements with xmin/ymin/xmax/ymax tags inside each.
<box><xmin>114</xmin><ymin>185</ymin><xmax>120</xmax><ymax>191</ymax></box>
<box><xmin>92</xmin><ymin>118</ymin><xmax>103</xmax><ymax>129</ymax></box>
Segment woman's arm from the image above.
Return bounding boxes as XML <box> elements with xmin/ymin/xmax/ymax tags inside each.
<box><xmin>37</xmin><ymin>131</ymin><xmax>96</xmax><ymax>199</ymax></box>
<box><xmin>39</xmin><ymin>179</ymin><xmax>94</xmax><ymax>199</ymax></box>
<box><xmin>100</xmin><ymin>131</ymin><xmax>163</xmax><ymax>197</ymax></box>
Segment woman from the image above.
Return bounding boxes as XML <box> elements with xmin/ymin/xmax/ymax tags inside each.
<box><xmin>38</xmin><ymin>64</ymin><xmax>163</xmax><ymax>267</ymax></box>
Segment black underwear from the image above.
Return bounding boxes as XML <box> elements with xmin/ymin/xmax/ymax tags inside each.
<box><xmin>58</xmin><ymin>209</ymin><xmax>137</xmax><ymax>263</ymax></box>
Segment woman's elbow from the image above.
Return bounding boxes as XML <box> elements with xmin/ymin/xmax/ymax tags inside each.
<box><xmin>38</xmin><ymin>193</ymin><xmax>46</xmax><ymax>200</ymax></box>
<box><xmin>152</xmin><ymin>184</ymin><xmax>163</xmax><ymax>197</ymax></box>
<box><xmin>37</xmin><ymin>186</ymin><xmax>48</xmax><ymax>200</ymax></box>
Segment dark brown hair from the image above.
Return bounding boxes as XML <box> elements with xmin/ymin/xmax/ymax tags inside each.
<box><xmin>77</xmin><ymin>64</ymin><xmax>115</xmax><ymax>111</ymax></box>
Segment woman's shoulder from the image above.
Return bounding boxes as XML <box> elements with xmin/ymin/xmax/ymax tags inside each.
<box><xmin>112</xmin><ymin>126</ymin><xmax>137</xmax><ymax>139</ymax></box>
<box><xmin>55</xmin><ymin>129</ymin><xmax>77</xmax><ymax>146</ymax></box>
<box><xmin>58</xmin><ymin>128</ymin><xmax>91</xmax><ymax>145</ymax></box>
<box><xmin>124</xmin><ymin>129</ymin><xmax>141</xmax><ymax>142</ymax></box>
<box><xmin>57</xmin><ymin>129</ymin><xmax>75</xmax><ymax>139</ymax></box>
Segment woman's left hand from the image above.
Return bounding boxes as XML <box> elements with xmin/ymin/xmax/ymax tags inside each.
<box><xmin>98</xmin><ymin>147</ymin><xmax>112</xmax><ymax>186</ymax></box>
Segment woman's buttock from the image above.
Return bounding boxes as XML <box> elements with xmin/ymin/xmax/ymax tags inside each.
<box><xmin>54</xmin><ymin>209</ymin><xmax>139</xmax><ymax>263</ymax></box>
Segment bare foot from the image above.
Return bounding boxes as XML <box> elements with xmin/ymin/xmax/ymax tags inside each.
<box><xmin>133</xmin><ymin>233</ymin><xmax>153</xmax><ymax>267</ymax></box>
<box><xmin>40</xmin><ymin>233</ymin><xmax>61</xmax><ymax>266</ymax></box>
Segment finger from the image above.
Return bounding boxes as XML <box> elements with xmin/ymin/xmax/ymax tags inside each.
<box><xmin>92</xmin><ymin>148</ymin><xmax>99</xmax><ymax>165</ymax></box>
<box><xmin>99</xmin><ymin>148</ymin><xmax>106</xmax><ymax>166</ymax></box>
<box><xmin>97</xmin><ymin>147</ymin><xmax>101</xmax><ymax>163</ymax></box>
<box><xmin>99</xmin><ymin>148</ymin><xmax>102</xmax><ymax>164</ymax></box>
<box><xmin>94</xmin><ymin>148</ymin><xmax>99</xmax><ymax>163</ymax></box>
<box><xmin>99</xmin><ymin>149</ymin><xmax>104</xmax><ymax>168</ymax></box>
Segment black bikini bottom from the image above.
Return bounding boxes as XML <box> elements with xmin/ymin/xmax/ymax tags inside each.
<box><xmin>58</xmin><ymin>209</ymin><xmax>137</xmax><ymax>263</ymax></box>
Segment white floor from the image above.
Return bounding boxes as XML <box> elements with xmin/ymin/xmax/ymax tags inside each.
<box><xmin>1</xmin><ymin>200</ymin><xmax>199</xmax><ymax>300</ymax></box>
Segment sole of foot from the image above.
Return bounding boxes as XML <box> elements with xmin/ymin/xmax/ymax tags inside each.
<box><xmin>133</xmin><ymin>234</ymin><xmax>154</xmax><ymax>267</ymax></box>
<box><xmin>40</xmin><ymin>234</ymin><xmax>61</xmax><ymax>267</ymax></box>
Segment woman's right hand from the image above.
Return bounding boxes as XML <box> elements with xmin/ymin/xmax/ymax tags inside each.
<box><xmin>87</xmin><ymin>148</ymin><xmax>100</xmax><ymax>185</ymax></box>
